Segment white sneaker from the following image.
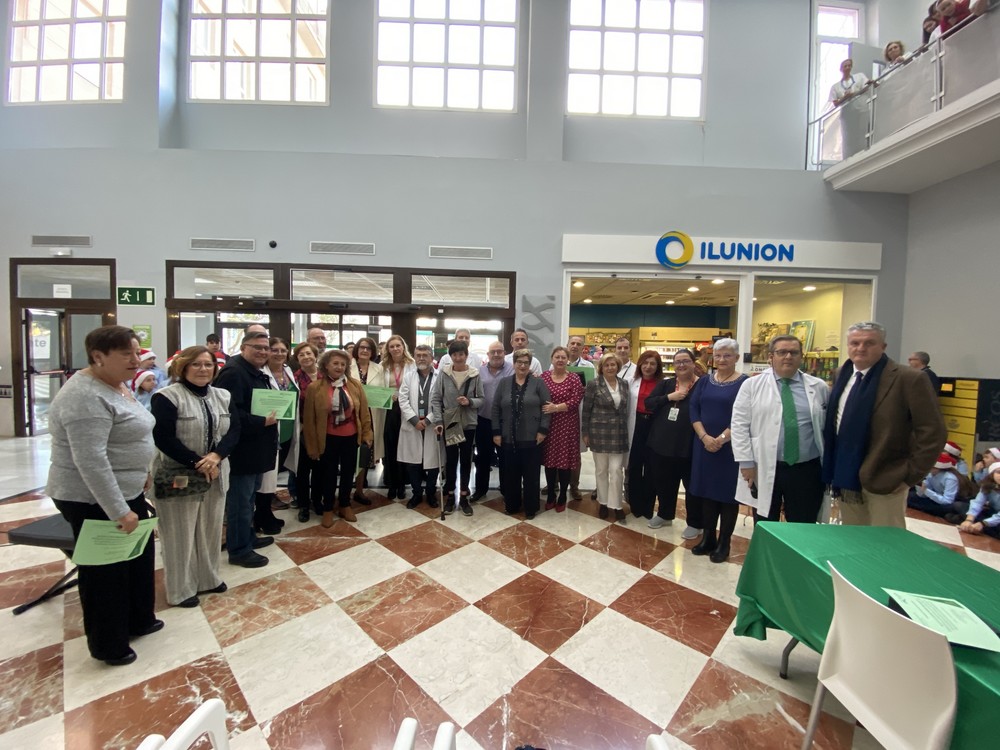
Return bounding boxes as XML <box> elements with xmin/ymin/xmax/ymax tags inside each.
<box><xmin>681</xmin><ymin>526</ymin><xmax>702</xmax><ymax>540</ymax></box>
<box><xmin>648</xmin><ymin>516</ymin><xmax>672</xmax><ymax>529</ymax></box>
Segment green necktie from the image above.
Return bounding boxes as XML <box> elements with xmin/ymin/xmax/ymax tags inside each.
<box><xmin>780</xmin><ymin>378</ymin><xmax>800</xmax><ymax>465</ymax></box>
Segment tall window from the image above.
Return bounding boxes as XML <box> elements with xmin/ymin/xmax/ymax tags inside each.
<box><xmin>814</xmin><ymin>2</ymin><xmax>863</xmax><ymax>116</ymax></box>
<box><xmin>7</xmin><ymin>0</ymin><xmax>127</xmax><ymax>104</ymax></box>
<box><xmin>375</xmin><ymin>0</ymin><xmax>518</xmax><ymax>111</ymax></box>
<box><xmin>567</xmin><ymin>0</ymin><xmax>705</xmax><ymax>118</ymax></box>
<box><xmin>188</xmin><ymin>0</ymin><xmax>328</xmax><ymax>103</ymax></box>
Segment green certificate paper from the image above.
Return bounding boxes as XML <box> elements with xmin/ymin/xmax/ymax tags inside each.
<box><xmin>883</xmin><ymin>588</ymin><xmax>1000</xmax><ymax>652</ymax></box>
<box><xmin>251</xmin><ymin>389</ymin><xmax>297</xmax><ymax>421</ymax></box>
<box><xmin>568</xmin><ymin>365</ymin><xmax>596</xmax><ymax>383</ymax></box>
<box><xmin>363</xmin><ymin>385</ymin><xmax>395</xmax><ymax>410</ymax></box>
<box><xmin>71</xmin><ymin>518</ymin><xmax>158</xmax><ymax>566</ymax></box>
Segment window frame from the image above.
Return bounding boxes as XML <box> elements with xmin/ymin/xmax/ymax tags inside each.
<box><xmin>810</xmin><ymin>0</ymin><xmax>865</xmax><ymax>119</ymax></box>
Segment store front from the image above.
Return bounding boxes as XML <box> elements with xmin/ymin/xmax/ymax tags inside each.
<box><xmin>561</xmin><ymin>232</ymin><xmax>880</xmax><ymax>384</ymax></box>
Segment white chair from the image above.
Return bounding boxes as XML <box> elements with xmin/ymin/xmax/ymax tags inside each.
<box><xmin>645</xmin><ymin>734</ymin><xmax>670</xmax><ymax>750</ymax></box>
<box><xmin>392</xmin><ymin>717</ymin><xmax>457</xmax><ymax>750</ymax></box>
<box><xmin>800</xmin><ymin>564</ymin><xmax>957</xmax><ymax>750</ymax></box>
<box><xmin>134</xmin><ymin>698</ymin><xmax>229</xmax><ymax>750</ymax></box>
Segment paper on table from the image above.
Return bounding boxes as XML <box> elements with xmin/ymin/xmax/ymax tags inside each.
<box><xmin>883</xmin><ymin>587</ymin><xmax>1000</xmax><ymax>652</ymax></box>
<box><xmin>71</xmin><ymin>518</ymin><xmax>158</xmax><ymax>566</ymax></box>
<box><xmin>251</xmin><ymin>389</ymin><xmax>297</xmax><ymax>421</ymax></box>
<box><xmin>363</xmin><ymin>385</ymin><xmax>395</xmax><ymax>410</ymax></box>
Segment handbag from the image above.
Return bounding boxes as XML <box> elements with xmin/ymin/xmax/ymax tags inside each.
<box><xmin>153</xmin><ymin>464</ymin><xmax>211</xmax><ymax>500</ymax></box>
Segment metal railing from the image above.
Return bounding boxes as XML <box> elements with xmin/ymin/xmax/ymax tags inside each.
<box><xmin>807</xmin><ymin>2</ymin><xmax>1000</xmax><ymax>169</ymax></box>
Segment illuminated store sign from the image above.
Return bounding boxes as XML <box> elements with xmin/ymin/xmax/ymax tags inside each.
<box><xmin>656</xmin><ymin>230</ymin><xmax>794</xmax><ymax>270</ymax></box>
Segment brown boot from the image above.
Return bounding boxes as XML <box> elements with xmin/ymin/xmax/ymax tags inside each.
<box><xmin>321</xmin><ymin>511</ymin><xmax>335</xmax><ymax>528</ymax></box>
<box><xmin>338</xmin><ymin>506</ymin><xmax>357</xmax><ymax>523</ymax></box>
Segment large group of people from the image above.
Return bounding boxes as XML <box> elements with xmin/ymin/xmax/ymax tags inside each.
<box><xmin>50</xmin><ymin>315</ymin><xmax>1000</xmax><ymax>669</ymax></box>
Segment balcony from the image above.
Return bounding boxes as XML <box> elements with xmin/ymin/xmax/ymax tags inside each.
<box><xmin>810</xmin><ymin>4</ymin><xmax>1000</xmax><ymax>194</ymax></box>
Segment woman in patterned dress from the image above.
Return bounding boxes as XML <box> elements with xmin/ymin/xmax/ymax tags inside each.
<box><xmin>541</xmin><ymin>346</ymin><xmax>585</xmax><ymax>512</ymax></box>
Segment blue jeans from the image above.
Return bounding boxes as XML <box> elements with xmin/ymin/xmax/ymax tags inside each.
<box><xmin>226</xmin><ymin>472</ymin><xmax>262</xmax><ymax>560</ymax></box>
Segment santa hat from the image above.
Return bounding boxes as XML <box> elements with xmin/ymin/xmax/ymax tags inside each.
<box><xmin>933</xmin><ymin>452</ymin><xmax>957</xmax><ymax>470</ymax></box>
<box><xmin>943</xmin><ymin>441</ymin><xmax>962</xmax><ymax>458</ymax></box>
<box><xmin>989</xmin><ymin>461</ymin><xmax>1000</xmax><ymax>476</ymax></box>
<box><xmin>139</xmin><ymin>349</ymin><xmax>157</xmax><ymax>362</ymax></box>
<box><xmin>131</xmin><ymin>370</ymin><xmax>155</xmax><ymax>392</ymax></box>
<box><xmin>989</xmin><ymin>448</ymin><xmax>1000</xmax><ymax>463</ymax></box>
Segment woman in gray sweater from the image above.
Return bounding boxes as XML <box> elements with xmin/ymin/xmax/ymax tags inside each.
<box><xmin>46</xmin><ymin>326</ymin><xmax>160</xmax><ymax>666</ymax></box>
<box><xmin>491</xmin><ymin>348</ymin><xmax>551</xmax><ymax>518</ymax></box>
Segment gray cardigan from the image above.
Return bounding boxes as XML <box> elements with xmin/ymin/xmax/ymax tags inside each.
<box><xmin>491</xmin><ymin>374</ymin><xmax>552</xmax><ymax>444</ymax></box>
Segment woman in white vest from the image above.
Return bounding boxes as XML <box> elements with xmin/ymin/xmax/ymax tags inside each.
<box><xmin>150</xmin><ymin>346</ymin><xmax>240</xmax><ymax>608</ymax></box>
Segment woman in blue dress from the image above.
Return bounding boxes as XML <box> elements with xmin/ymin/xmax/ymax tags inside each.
<box><xmin>688</xmin><ymin>339</ymin><xmax>748</xmax><ymax>563</ymax></box>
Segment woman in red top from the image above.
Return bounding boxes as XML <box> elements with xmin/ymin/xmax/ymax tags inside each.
<box><xmin>541</xmin><ymin>346</ymin><xmax>585</xmax><ymax>512</ymax></box>
<box><xmin>626</xmin><ymin>350</ymin><xmax>664</xmax><ymax>519</ymax></box>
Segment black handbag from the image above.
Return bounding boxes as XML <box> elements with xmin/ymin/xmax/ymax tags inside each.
<box><xmin>153</xmin><ymin>465</ymin><xmax>211</xmax><ymax>500</ymax></box>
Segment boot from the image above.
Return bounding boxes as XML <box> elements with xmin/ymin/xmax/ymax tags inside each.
<box><xmin>321</xmin><ymin>511</ymin><xmax>335</xmax><ymax>528</ymax></box>
<box><xmin>709</xmin><ymin>538</ymin><xmax>731</xmax><ymax>563</ymax></box>
<box><xmin>254</xmin><ymin>493</ymin><xmax>283</xmax><ymax>534</ymax></box>
<box><xmin>338</xmin><ymin>505</ymin><xmax>358</xmax><ymax>522</ymax></box>
<box><xmin>692</xmin><ymin>529</ymin><xmax>717</xmax><ymax>556</ymax></box>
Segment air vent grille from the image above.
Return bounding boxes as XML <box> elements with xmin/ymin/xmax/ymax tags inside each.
<box><xmin>190</xmin><ymin>238</ymin><xmax>255</xmax><ymax>252</ymax></box>
<box><xmin>32</xmin><ymin>235</ymin><xmax>92</xmax><ymax>247</ymax></box>
<box><xmin>310</xmin><ymin>241</ymin><xmax>376</xmax><ymax>256</ymax></box>
<box><xmin>428</xmin><ymin>245</ymin><xmax>493</xmax><ymax>260</ymax></box>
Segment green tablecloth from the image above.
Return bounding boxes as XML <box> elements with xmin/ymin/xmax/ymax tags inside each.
<box><xmin>734</xmin><ymin>522</ymin><xmax>1000</xmax><ymax>750</ymax></box>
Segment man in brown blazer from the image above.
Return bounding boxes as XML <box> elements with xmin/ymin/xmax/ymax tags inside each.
<box><xmin>822</xmin><ymin>321</ymin><xmax>946</xmax><ymax>527</ymax></box>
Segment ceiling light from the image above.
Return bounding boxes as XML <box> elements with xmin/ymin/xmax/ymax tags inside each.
<box><xmin>665</xmin><ymin>300</ymin><xmax>675</xmax><ymax>305</ymax></box>
<box><xmin>573</xmin><ymin>281</ymin><xmax>585</xmax><ymax>288</ymax></box>
<box><xmin>752</xmin><ymin>297</ymin><xmax>757</xmax><ymax>301</ymax></box>
<box><xmin>803</xmin><ymin>285</ymin><xmax>817</xmax><ymax>292</ymax></box>
<box><xmin>583</xmin><ymin>298</ymin><xmax>592</xmax><ymax>304</ymax></box>
<box><xmin>687</xmin><ymin>286</ymin><xmax>699</xmax><ymax>292</ymax></box>
<box><xmin>711</xmin><ymin>279</ymin><xmax>724</xmax><ymax>285</ymax></box>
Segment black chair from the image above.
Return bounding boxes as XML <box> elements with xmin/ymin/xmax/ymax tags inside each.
<box><xmin>7</xmin><ymin>514</ymin><xmax>78</xmax><ymax>615</ymax></box>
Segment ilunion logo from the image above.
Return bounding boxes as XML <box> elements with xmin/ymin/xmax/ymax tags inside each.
<box><xmin>655</xmin><ymin>231</ymin><xmax>694</xmax><ymax>269</ymax></box>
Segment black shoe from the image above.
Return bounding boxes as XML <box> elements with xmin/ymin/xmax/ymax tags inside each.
<box><xmin>470</xmin><ymin>490</ymin><xmax>488</xmax><ymax>503</ymax></box>
<box><xmin>525</xmin><ymin>512</ymin><xmax>536</xmax><ymax>520</ymax></box>
<box><xmin>290</xmin><ymin>497</ymin><xmax>304</xmax><ymax>509</ymax></box>
<box><xmin>256</xmin><ymin>522</ymin><xmax>282</xmax><ymax>535</ymax></box>
<box><xmin>230</xmin><ymin>551</ymin><xmax>269</xmax><ymax>568</ymax></box>
<box><xmin>710</xmin><ymin>540</ymin><xmax>731</xmax><ymax>564</ymax></box>
<box><xmin>103</xmin><ymin>648</ymin><xmax>138</xmax><ymax>667</ymax></box>
<box><xmin>692</xmin><ymin>536</ymin><xmax>718</xmax><ymax>556</ymax></box>
<box><xmin>312</xmin><ymin>503</ymin><xmax>324</xmax><ymax>516</ymax></box>
<box><xmin>460</xmin><ymin>500</ymin><xmax>473</xmax><ymax>517</ymax></box>
<box><xmin>354</xmin><ymin>491</ymin><xmax>372</xmax><ymax>506</ymax></box>
<box><xmin>945</xmin><ymin>513</ymin><xmax>963</xmax><ymax>525</ymax></box>
<box><xmin>396</xmin><ymin>488</ymin><xmax>408</xmax><ymax>501</ymax></box>
<box><xmin>407</xmin><ymin>496</ymin><xmax>422</xmax><ymax>509</ymax></box>
<box><xmin>591</xmin><ymin>491</ymin><xmax>598</xmax><ymax>500</ymax></box>
<box><xmin>132</xmin><ymin>619</ymin><xmax>165</xmax><ymax>637</ymax></box>
<box><xmin>298</xmin><ymin>508</ymin><xmax>310</xmax><ymax>523</ymax></box>
<box><xmin>200</xmin><ymin>582</ymin><xmax>227</xmax><ymax>594</ymax></box>
<box><xmin>428</xmin><ymin>496</ymin><xmax>440</xmax><ymax>508</ymax></box>
<box><xmin>599</xmin><ymin>505</ymin><xmax>609</xmax><ymax>519</ymax></box>
<box><xmin>177</xmin><ymin>595</ymin><xmax>200</xmax><ymax>608</ymax></box>
<box><xmin>615</xmin><ymin>508</ymin><xmax>627</xmax><ymax>524</ymax></box>
<box><xmin>252</xmin><ymin>536</ymin><xmax>274</xmax><ymax>549</ymax></box>
<box><xmin>444</xmin><ymin>497</ymin><xmax>455</xmax><ymax>515</ymax></box>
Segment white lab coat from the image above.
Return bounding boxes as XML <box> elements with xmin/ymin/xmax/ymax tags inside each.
<box><xmin>625</xmin><ymin>375</ymin><xmax>643</xmax><ymax>464</ymax></box>
<box><xmin>730</xmin><ymin>368</ymin><xmax>829</xmax><ymax>517</ymax></box>
<box><xmin>397</xmin><ymin>367</ymin><xmax>441</xmax><ymax>469</ymax></box>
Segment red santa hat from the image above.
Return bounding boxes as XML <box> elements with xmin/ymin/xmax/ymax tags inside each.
<box><xmin>943</xmin><ymin>441</ymin><xmax>962</xmax><ymax>458</ymax></box>
<box><xmin>989</xmin><ymin>461</ymin><xmax>1000</xmax><ymax>476</ymax></box>
<box><xmin>933</xmin><ymin>452</ymin><xmax>957</xmax><ymax>470</ymax></box>
<box><xmin>139</xmin><ymin>349</ymin><xmax>157</xmax><ymax>362</ymax></box>
<box><xmin>131</xmin><ymin>370</ymin><xmax>155</xmax><ymax>392</ymax></box>
<box><xmin>989</xmin><ymin>447</ymin><xmax>1000</xmax><ymax>463</ymax></box>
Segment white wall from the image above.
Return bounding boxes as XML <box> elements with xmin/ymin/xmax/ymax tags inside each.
<box><xmin>867</xmin><ymin>0</ymin><xmax>929</xmax><ymax>55</ymax></box>
<box><xmin>903</xmin><ymin>161</ymin><xmax>1000</xmax><ymax>379</ymax></box>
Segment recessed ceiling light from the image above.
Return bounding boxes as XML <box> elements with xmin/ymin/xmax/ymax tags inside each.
<box><xmin>665</xmin><ymin>300</ymin><xmax>675</xmax><ymax>305</ymax></box>
<box><xmin>583</xmin><ymin>298</ymin><xmax>592</xmax><ymax>304</ymax></box>
<box><xmin>711</xmin><ymin>279</ymin><xmax>724</xmax><ymax>285</ymax></box>
<box><xmin>803</xmin><ymin>285</ymin><xmax>817</xmax><ymax>291</ymax></box>
<box><xmin>687</xmin><ymin>286</ymin><xmax>699</xmax><ymax>292</ymax></box>
<box><xmin>573</xmin><ymin>281</ymin><xmax>585</xmax><ymax>288</ymax></box>
<box><xmin>752</xmin><ymin>297</ymin><xmax>758</xmax><ymax>301</ymax></box>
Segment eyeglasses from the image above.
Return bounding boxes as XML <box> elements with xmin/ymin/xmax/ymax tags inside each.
<box><xmin>247</xmin><ymin>344</ymin><xmax>270</xmax><ymax>352</ymax></box>
<box><xmin>772</xmin><ymin>349</ymin><xmax>802</xmax><ymax>358</ymax></box>
<box><xmin>674</xmin><ymin>359</ymin><xmax>692</xmax><ymax>366</ymax></box>
<box><xmin>356</xmin><ymin>345</ymin><xmax>372</xmax><ymax>351</ymax></box>
<box><xmin>514</xmin><ymin>359</ymin><xmax>531</xmax><ymax>365</ymax></box>
<box><xmin>270</xmin><ymin>349</ymin><xmax>288</xmax><ymax>355</ymax></box>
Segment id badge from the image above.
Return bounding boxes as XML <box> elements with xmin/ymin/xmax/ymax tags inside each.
<box><xmin>418</xmin><ymin>407</ymin><xmax>426</xmax><ymax>419</ymax></box>
<box><xmin>667</xmin><ymin>407</ymin><xmax>680</xmax><ymax>422</ymax></box>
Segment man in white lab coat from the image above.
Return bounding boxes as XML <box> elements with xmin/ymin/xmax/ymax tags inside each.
<box><xmin>398</xmin><ymin>345</ymin><xmax>441</xmax><ymax>509</ymax></box>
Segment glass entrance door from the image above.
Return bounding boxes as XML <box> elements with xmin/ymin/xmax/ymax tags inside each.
<box><xmin>24</xmin><ymin>309</ymin><xmax>62</xmax><ymax>435</ymax></box>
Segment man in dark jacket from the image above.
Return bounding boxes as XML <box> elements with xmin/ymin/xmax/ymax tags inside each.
<box><xmin>214</xmin><ymin>331</ymin><xmax>278</xmax><ymax>567</ymax></box>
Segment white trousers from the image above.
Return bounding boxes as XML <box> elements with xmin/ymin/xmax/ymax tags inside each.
<box><xmin>157</xmin><ymin>491</ymin><xmax>225</xmax><ymax>605</ymax></box>
<box><xmin>593</xmin><ymin>452</ymin><xmax>626</xmax><ymax>510</ymax></box>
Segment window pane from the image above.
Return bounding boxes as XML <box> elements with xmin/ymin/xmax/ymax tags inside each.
<box><xmin>412</xmin><ymin>65</ymin><xmax>444</xmax><ymax>106</ymax></box>
<box><xmin>638</xmin><ymin>0</ymin><xmax>670</xmax><ymax>29</ymax></box>
<box><xmin>44</xmin><ymin>0</ymin><xmax>72</xmax><ymax>19</ymax></box>
<box><xmin>297</xmin><ymin>0</ymin><xmax>328</xmax><ymax>13</ymax></box>
<box><xmin>379</xmin><ymin>0</ymin><xmax>409</xmax><ymax>17</ymax></box>
<box><xmin>413</xmin><ymin>0</ymin><xmax>445</xmax><ymax>19</ymax></box>
<box><xmin>605</xmin><ymin>0</ymin><xmax>637</xmax><ymax>28</ymax></box>
<box><xmin>413</xmin><ymin>23</ymin><xmax>445</xmax><ymax>63</ymax></box>
<box><xmin>190</xmin><ymin>60</ymin><xmax>221</xmax><ymax>98</ymax></box>
<box><xmin>259</xmin><ymin>61</ymin><xmax>290</xmax><ymax>99</ymax></box>
<box><xmin>11</xmin><ymin>26</ymin><xmax>40</xmax><ymax>62</ymax></box>
<box><xmin>673</xmin><ymin>0</ymin><xmax>704</xmax><ymax>32</ymax></box>
<box><xmin>14</xmin><ymin>0</ymin><xmax>42</xmax><ymax>21</ymax></box>
<box><xmin>260</xmin><ymin>19</ymin><xmax>291</xmax><ymax>56</ymax></box>
<box><xmin>106</xmin><ymin>21</ymin><xmax>126</xmax><ymax>57</ymax></box>
<box><xmin>569</xmin><ymin>29</ymin><xmax>601</xmax><ymax>70</ymax></box>
<box><xmin>227</xmin><ymin>0</ymin><xmax>257</xmax><ymax>12</ymax></box>
<box><xmin>377</xmin><ymin>64</ymin><xmax>409</xmax><ymax>104</ymax></box>
<box><xmin>107</xmin><ymin>0</ymin><xmax>128</xmax><ymax>15</ymax></box>
<box><xmin>637</xmin><ymin>32</ymin><xmax>668</xmax><ymax>72</ymax></box>
<box><xmin>635</xmin><ymin>74</ymin><xmax>667</xmax><ymax>115</ymax></box>
<box><xmin>448</xmin><ymin>25</ymin><xmax>480</xmax><ymax>64</ymax></box>
<box><xmin>567</xmin><ymin>72</ymin><xmax>599</xmax><ymax>112</ymax></box>
<box><xmin>224</xmin><ymin>60</ymin><xmax>255</xmax><ymax>98</ymax></box>
<box><xmin>42</xmin><ymin>24</ymin><xmax>70</xmax><ymax>59</ymax></box>
<box><xmin>105</xmin><ymin>62</ymin><xmax>123</xmax><ymax>99</ymax></box>
<box><xmin>260</xmin><ymin>0</ymin><xmax>292</xmax><ymax>11</ymax></box>
<box><xmin>378</xmin><ymin>21</ymin><xmax>410</xmax><ymax>62</ymax></box>
<box><xmin>75</xmin><ymin>0</ymin><xmax>100</xmax><ymax>17</ymax></box>
<box><xmin>71</xmin><ymin>62</ymin><xmax>100</xmax><ymax>99</ymax></box>
<box><xmin>9</xmin><ymin>67</ymin><xmax>37</xmax><ymax>102</ymax></box>
<box><xmin>570</xmin><ymin>0</ymin><xmax>602</xmax><ymax>26</ymax></box>
<box><xmin>294</xmin><ymin>62</ymin><xmax>326</xmax><ymax>101</ymax></box>
<box><xmin>193</xmin><ymin>0</ymin><xmax>224</xmax><ymax>12</ymax></box>
<box><xmin>484</xmin><ymin>0</ymin><xmax>515</xmax><ymax>23</ymax></box>
<box><xmin>482</xmin><ymin>26</ymin><xmax>514</xmax><ymax>66</ymax></box>
<box><xmin>191</xmin><ymin>19</ymin><xmax>222</xmax><ymax>56</ymax></box>
<box><xmin>412</xmin><ymin>275</ymin><xmax>510</xmax><ymax>306</ymax></box>
<box><xmin>604</xmin><ymin>31</ymin><xmax>635</xmax><ymax>72</ymax></box>
<box><xmin>74</xmin><ymin>22</ymin><xmax>102</xmax><ymax>58</ymax></box>
<box><xmin>17</xmin><ymin>264</ymin><xmax>111</xmax><ymax>298</ymax></box>
<box><xmin>295</xmin><ymin>20</ymin><xmax>326</xmax><ymax>58</ymax></box>
<box><xmin>671</xmin><ymin>34</ymin><xmax>702</xmax><ymax>74</ymax></box>
<box><xmin>292</xmin><ymin>270</ymin><xmax>394</xmax><ymax>302</ymax></box>
<box><xmin>226</xmin><ymin>19</ymin><xmax>257</xmax><ymax>56</ymax></box>
<box><xmin>450</xmin><ymin>0</ymin><xmax>480</xmax><ymax>21</ymax></box>
<box><xmin>602</xmin><ymin>73</ymin><xmax>634</xmax><ymax>114</ymax></box>
<box><xmin>817</xmin><ymin>6</ymin><xmax>859</xmax><ymax>38</ymax></box>
<box><xmin>447</xmin><ymin>67</ymin><xmax>478</xmax><ymax>108</ymax></box>
<box><xmin>175</xmin><ymin>267</ymin><xmax>274</xmax><ymax>299</ymax></box>
<box><xmin>670</xmin><ymin>76</ymin><xmax>700</xmax><ymax>116</ymax></box>
<box><xmin>39</xmin><ymin>64</ymin><xmax>68</xmax><ymax>99</ymax></box>
<box><xmin>482</xmin><ymin>68</ymin><xmax>513</xmax><ymax>109</ymax></box>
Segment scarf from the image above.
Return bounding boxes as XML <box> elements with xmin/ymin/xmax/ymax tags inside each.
<box><xmin>511</xmin><ymin>376</ymin><xmax>529</xmax><ymax>442</ymax></box>
<box><xmin>328</xmin><ymin>375</ymin><xmax>350</xmax><ymax>426</ymax></box>
<box><xmin>822</xmin><ymin>354</ymin><xmax>888</xmax><ymax>493</ymax></box>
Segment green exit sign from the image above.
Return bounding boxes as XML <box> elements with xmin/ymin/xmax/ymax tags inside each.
<box><xmin>118</xmin><ymin>287</ymin><xmax>155</xmax><ymax>305</ymax></box>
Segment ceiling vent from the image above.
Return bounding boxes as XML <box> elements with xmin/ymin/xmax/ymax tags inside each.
<box><xmin>428</xmin><ymin>245</ymin><xmax>493</xmax><ymax>260</ymax></box>
<box><xmin>32</xmin><ymin>235</ymin><xmax>91</xmax><ymax>247</ymax></box>
<box><xmin>310</xmin><ymin>241</ymin><xmax>376</xmax><ymax>256</ymax></box>
<box><xmin>190</xmin><ymin>238</ymin><xmax>255</xmax><ymax>252</ymax></box>
<box><xmin>639</xmin><ymin>292</ymin><xmax>684</xmax><ymax>301</ymax></box>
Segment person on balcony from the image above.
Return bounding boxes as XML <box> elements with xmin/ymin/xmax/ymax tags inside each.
<box><xmin>829</xmin><ymin>59</ymin><xmax>870</xmax><ymax>107</ymax></box>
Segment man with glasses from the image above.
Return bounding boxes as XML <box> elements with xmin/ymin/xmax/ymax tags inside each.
<box><xmin>472</xmin><ymin>341</ymin><xmax>513</xmax><ymax>501</ymax></box>
<box><xmin>307</xmin><ymin>328</ymin><xmax>328</xmax><ymax>353</ymax></box>
<box><xmin>215</xmin><ymin>331</ymin><xmax>279</xmax><ymax>568</ymax></box>
<box><xmin>730</xmin><ymin>335</ymin><xmax>830</xmax><ymax>523</ymax></box>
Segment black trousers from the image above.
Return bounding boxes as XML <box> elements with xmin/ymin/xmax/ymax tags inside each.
<box><xmin>444</xmin><ymin>428</ymin><xmax>477</xmax><ymax>497</ymax></box>
<box><xmin>650</xmin><ymin>455</ymin><xmax>692</xmax><ymax>522</ymax></box>
<box><xmin>321</xmin><ymin>434</ymin><xmax>359</xmax><ymax>511</ymax></box>
<box><xmin>474</xmin><ymin>415</ymin><xmax>501</xmax><ymax>494</ymax></box>
<box><xmin>296</xmin><ymin>449</ymin><xmax>324</xmax><ymax>512</ymax></box>
<box><xmin>697</xmin><ymin>496</ymin><xmax>739</xmax><ymax>544</ymax></box>
<box><xmin>382</xmin><ymin>401</ymin><xmax>405</xmax><ymax>492</ymax></box>
<box><xmin>906</xmin><ymin>489</ymin><xmax>968</xmax><ymax>519</ymax></box>
<box><xmin>406</xmin><ymin>463</ymin><xmax>440</xmax><ymax>500</ymax></box>
<box><xmin>54</xmin><ymin>494</ymin><xmax>156</xmax><ymax>661</ymax></box>
<box><xmin>627</xmin><ymin>414</ymin><xmax>654</xmax><ymax>517</ymax></box>
<box><xmin>754</xmin><ymin>458</ymin><xmax>825</xmax><ymax>524</ymax></box>
<box><xmin>502</xmin><ymin>441</ymin><xmax>542</xmax><ymax>516</ymax></box>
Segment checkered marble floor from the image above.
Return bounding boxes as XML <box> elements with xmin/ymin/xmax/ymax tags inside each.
<box><xmin>1</xmin><ymin>440</ymin><xmax>998</xmax><ymax>749</ymax></box>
